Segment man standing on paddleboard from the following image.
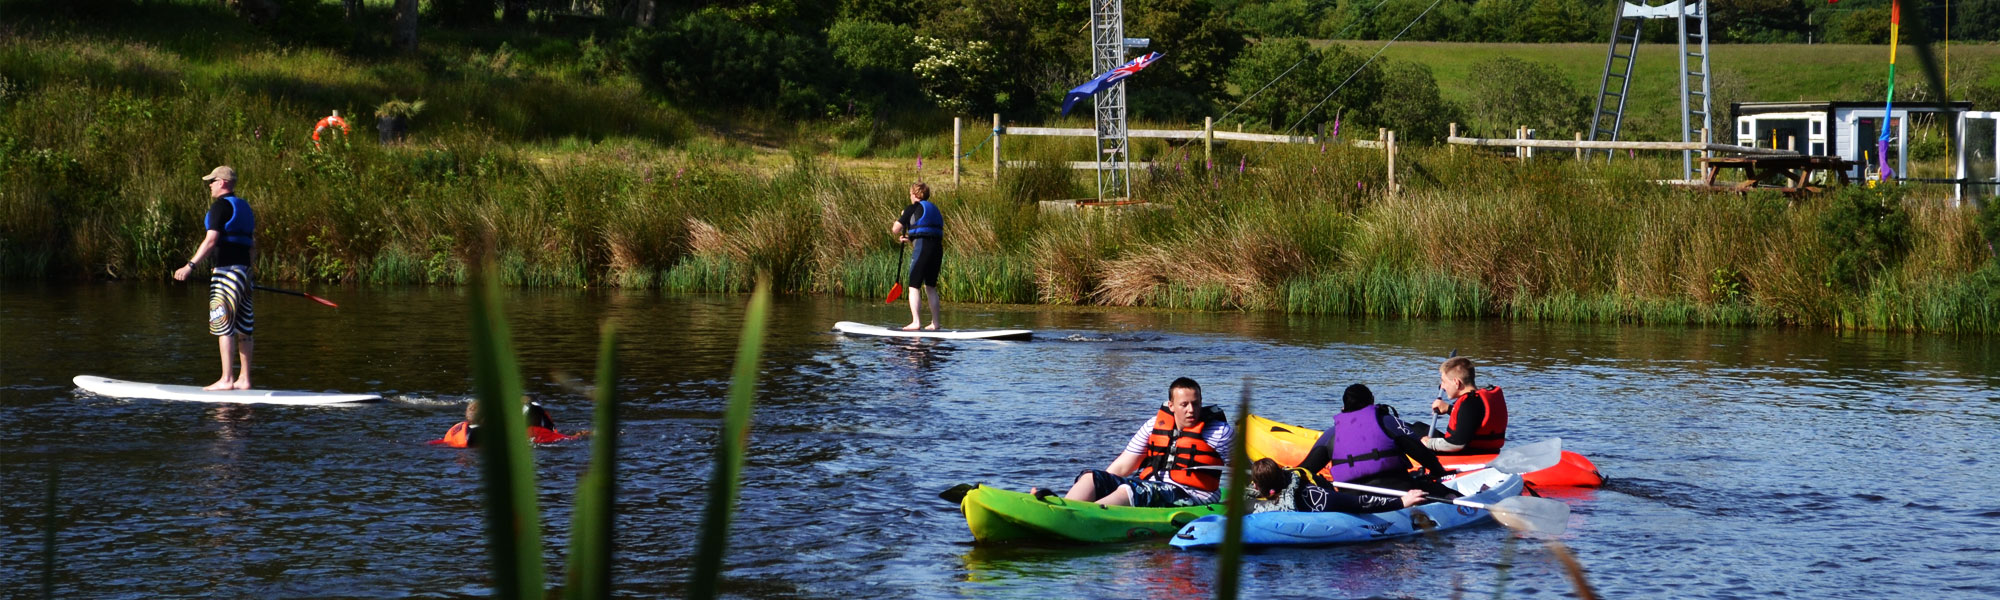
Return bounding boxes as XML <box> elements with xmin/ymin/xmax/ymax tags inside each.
<box><xmin>172</xmin><ymin>165</ymin><xmax>257</xmax><ymax>391</ymax></box>
<box><xmin>891</xmin><ymin>182</ymin><xmax>943</xmax><ymax>330</ymax></box>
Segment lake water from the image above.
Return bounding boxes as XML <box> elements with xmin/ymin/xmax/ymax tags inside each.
<box><xmin>3</xmin><ymin>282</ymin><xmax>1997</xmax><ymax>598</ymax></box>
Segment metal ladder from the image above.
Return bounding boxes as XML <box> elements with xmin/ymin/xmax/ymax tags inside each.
<box><xmin>1675</xmin><ymin>0</ymin><xmax>1713</xmax><ymax>180</ymax></box>
<box><xmin>1587</xmin><ymin>2</ymin><xmax>1643</xmax><ymax>160</ymax></box>
<box><xmin>1587</xmin><ymin>0</ymin><xmax>1712</xmax><ymax>179</ymax></box>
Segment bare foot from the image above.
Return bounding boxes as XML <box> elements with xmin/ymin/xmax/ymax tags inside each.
<box><xmin>231</xmin><ymin>379</ymin><xmax>252</xmax><ymax>391</ymax></box>
<box><xmin>922</xmin><ymin>324</ymin><xmax>939</xmax><ymax>331</ymax></box>
<box><xmin>203</xmin><ymin>378</ymin><xmax>234</xmax><ymax>391</ymax></box>
<box><xmin>901</xmin><ymin>322</ymin><xmax>922</xmax><ymax>331</ymax></box>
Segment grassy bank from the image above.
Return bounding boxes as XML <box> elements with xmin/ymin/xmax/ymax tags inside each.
<box><xmin>3</xmin><ymin>6</ymin><xmax>1997</xmax><ymax>333</ymax></box>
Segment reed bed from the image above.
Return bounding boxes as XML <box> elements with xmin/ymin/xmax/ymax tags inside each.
<box><xmin>5</xmin><ymin>24</ymin><xmax>1998</xmax><ymax>333</ymax></box>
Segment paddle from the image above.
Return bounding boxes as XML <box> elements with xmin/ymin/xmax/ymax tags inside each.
<box><xmin>938</xmin><ymin>483</ymin><xmax>977</xmax><ymax>504</ymax></box>
<box><xmin>254</xmin><ymin>284</ymin><xmax>339</xmax><ymax>307</ymax></box>
<box><xmin>1428</xmin><ymin>348</ymin><xmax>1458</xmax><ymax>440</ymax></box>
<box><xmin>885</xmin><ymin>242</ymin><xmax>906</xmax><ymax>304</ymax></box>
<box><xmin>1441</xmin><ymin>437</ymin><xmax>1563</xmax><ymax>477</ymax></box>
<box><xmin>1329</xmin><ymin>479</ymin><xmax>1570</xmax><ymax>535</ymax></box>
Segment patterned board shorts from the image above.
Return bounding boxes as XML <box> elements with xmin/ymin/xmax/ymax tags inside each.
<box><xmin>208</xmin><ymin>266</ymin><xmax>255</xmax><ymax>337</ymax></box>
<box><xmin>1079</xmin><ymin>469</ymin><xmax>1208</xmax><ymax>508</ymax></box>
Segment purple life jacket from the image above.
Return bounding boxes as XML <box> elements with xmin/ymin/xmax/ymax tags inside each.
<box><xmin>1325</xmin><ymin>405</ymin><xmax>1404</xmax><ymax>483</ymax></box>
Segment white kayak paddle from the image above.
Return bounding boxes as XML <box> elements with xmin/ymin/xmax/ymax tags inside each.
<box><xmin>1445</xmin><ymin>437</ymin><xmax>1564</xmax><ymax>477</ymax></box>
<box><xmin>1329</xmin><ymin>479</ymin><xmax>1570</xmax><ymax>535</ymax></box>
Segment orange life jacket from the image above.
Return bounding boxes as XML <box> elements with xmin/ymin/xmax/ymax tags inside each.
<box><xmin>1134</xmin><ymin>404</ymin><xmax>1227</xmax><ymax>491</ymax></box>
<box><xmin>440</xmin><ymin>421</ymin><xmax>474</xmax><ymax>448</ymax></box>
<box><xmin>1446</xmin><ymin>386</ymin><xmax>1508</xmax><ymax>452</ymax></box>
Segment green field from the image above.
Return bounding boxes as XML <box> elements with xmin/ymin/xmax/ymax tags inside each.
<box><xmin>1331</xmin><ymin>41</ymin><xmax>2000</xmax><ymax>140</ymax></box>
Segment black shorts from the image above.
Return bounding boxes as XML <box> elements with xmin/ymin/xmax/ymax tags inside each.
<box><xmin>907</xmin><ymin>236</ymin><xmax>942</xmax><ymax>288</ymax></box>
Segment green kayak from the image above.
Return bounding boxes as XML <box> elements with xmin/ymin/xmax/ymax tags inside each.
<box><xmin>960</xmin><ymin>485</ymin><xmax>1226</xmax><ymax>544</ymax></box>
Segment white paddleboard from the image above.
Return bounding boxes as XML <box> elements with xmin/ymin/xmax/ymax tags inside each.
<box><xmin>73</xmin><ymin>375</ymin><xmax>381</xmax><ymax>405</ymax></box>
<box><xmin>833</xmin><ymin>321</ymin><xmax>1032</xmax><ymax>341</ymax></box>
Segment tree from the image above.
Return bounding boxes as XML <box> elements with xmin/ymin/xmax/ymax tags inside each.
<box><xmin>1226</xmin><ymin>39</ymin><xmax>1381</xmax><ymax>132</ymax></box>
<box><xmin>1373</xmin><ymin>60</ymin><xmax>1460</xmax><ymax>142</ymax></box>
<box><xmin>394</xmin><ymin>0</ymin><xmax>418</xmax><ymax>51</ymax></box>
<box><xmin>1128</xmin><ymin>0</ymin><xmax>1247</xmax><ymax>120</ymax></box>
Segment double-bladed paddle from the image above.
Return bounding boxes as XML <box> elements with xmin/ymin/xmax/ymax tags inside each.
<box><xmin>1441</xmin><ymin>437</ymin><xmax>1564</xmax><ymax>477</ymax></box>
<box><xmin>885</xmin><ymin>242</ymin><xmax>906</xmax><ymax>304</ymax></box>
<box><xmin>1329</xmin><ymin>479</ymin><xmax>1570</xmax><ymax>535</ymax></box>
<box><xmin>254</xmin><ymin>284</ymin><xmax>339</xmax><ymax>307</ymax></box>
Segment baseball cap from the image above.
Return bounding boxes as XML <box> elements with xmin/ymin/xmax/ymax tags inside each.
<box><xmin>202</xmin><ymin>166</ymin><xmax>237</xmax><ymax>182</ymax></box>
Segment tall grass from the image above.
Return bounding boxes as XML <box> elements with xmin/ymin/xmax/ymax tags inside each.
<box><xmin>564</xmin><ymin>322</ymin><xmax>619</xmax><ymax>599</ymax></box>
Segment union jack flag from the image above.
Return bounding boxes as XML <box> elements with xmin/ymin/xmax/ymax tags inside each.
<box><xmin>1105</xmin><ymin>52</ymin><xmax>1161</xmax><ymax>85</ymax></box>
<box><xmin>1060</xmin><ymin>52</ymin><xmax>1166</xmax><ymax>116</ymax></box>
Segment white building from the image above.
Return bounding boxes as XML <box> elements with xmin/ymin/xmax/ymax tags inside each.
<box><xmin>1731</xmin><ymin>101</ymin><xmax>1996</xmax><ymax>205</ymax></box>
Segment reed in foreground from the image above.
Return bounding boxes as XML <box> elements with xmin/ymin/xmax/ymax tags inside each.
<box><xmin>687</xmin><ymin>277</ymin><xmax>774</xmax><ymax>600</ymax></box>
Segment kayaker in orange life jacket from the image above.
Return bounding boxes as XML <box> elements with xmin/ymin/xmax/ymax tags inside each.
<box><xmin>1413</xmin><ymin>356</ymin><xmax>1509</xmax><ymax>455</ymax></box>
<box><xmin>430</xmin><ymin>396</ymin><xmax>581</xmax><ymax>448</ymax></box>
<box><xmin>1034</xmin><ymin>377</ymin><xmax>1234</xmax><ymax>508</ymax></box>
<box><xmin>1295</xmin><ymin>384</ymin><xmax>1458</xmax><ymax>498</ymax></box>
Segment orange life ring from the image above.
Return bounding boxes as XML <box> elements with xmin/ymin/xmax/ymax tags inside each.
<box><xmin>312</xmin><ymin>115</ymin><xmax>350</xmax><ymax>146</ymax></box>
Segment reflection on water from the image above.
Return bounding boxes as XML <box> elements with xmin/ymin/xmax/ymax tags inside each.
<box><xmin>1</xmin><ymin>282</ymin><xmax>1997</xmax><ymax>598</ymax></box>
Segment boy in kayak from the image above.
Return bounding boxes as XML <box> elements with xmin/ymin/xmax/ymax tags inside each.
<box><xmin>430</xmin><ymin>396</ymin><xmax>581</xmax><ymax>448</ymax></box>
<box><xmin>1415</xmin><ymin>356</ymin><xmax>1508</xmax><ymax>455</ymax></box>
<box><xmin>889</xmin><ymin>182</ymin><xmax>943</xmax><ymax>331</ymax></box>
<box><xmin>1040</xmin><ymin>377</ymin><xmax>1233</xmax><ymax>507</ymax></box>
<box><xmin>1249</xmin><ymin>458</ymin><xmax>1425</xmax><ymax>513</ymax></box>
<box><xmin>1296</xmin><ymin>384</ymin><xmax>1457</xmax><ymax>498</ymax></box>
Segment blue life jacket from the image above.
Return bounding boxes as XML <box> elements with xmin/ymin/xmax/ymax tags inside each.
<box><xmin>210</xmin><ymin>194</ymin><xmax>255</xmax><ymax>247</ymax></box>
<box><xmin>907</xmin><ymin>200</ymin><xmax>942</xmax><ymax>238</ymax></box>
<box><xmin>1324</xmin><ymin>405</ymin><xmax>1404</xmax><ymax>483</ymax></box>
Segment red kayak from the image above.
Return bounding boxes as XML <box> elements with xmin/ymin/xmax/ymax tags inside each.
<box><xmin>1246</xmin><ymin>414</ymin><xmax>1604</xmax><ymax>488</ymax></box>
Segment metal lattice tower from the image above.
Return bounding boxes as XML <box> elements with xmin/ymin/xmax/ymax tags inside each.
<box><xmin>1587</xmin><ymin>0</ymin><xmax>1712</xmax><ymax>179</ymax></box>
<box><xmin>1090</xmin><ymin>0</ymin><xmax>1129</xmax><ymax>201</ymax></box>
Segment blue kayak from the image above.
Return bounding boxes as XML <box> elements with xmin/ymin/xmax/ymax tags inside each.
<box><xmin>1168</xmin><ymin>469</ymin><xmax>1524</xmax><ymax>549</ymax></box>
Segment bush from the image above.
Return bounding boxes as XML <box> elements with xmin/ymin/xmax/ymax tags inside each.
<box><xmin>621</xmin><ymin>12</ymin><xmax>837</xmax><ymax>116</ymax></box>
<box><xmin>827</xmin><ymin>19</ymin><xmax>921</xmax><ymax>113</ymax></box>
<box><xmin>1819</xmin><ymin>186</ymin><xmax>1914</xmax><ymax>293</ymax></box>
<box><xmin>1463</xmin><ymin>56</ymin><xmax>1589</xmax><ymax>138</ymax></box>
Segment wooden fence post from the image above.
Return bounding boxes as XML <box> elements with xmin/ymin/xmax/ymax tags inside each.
<box><xmin>1575</xmin><ymin>132</ymin><xmax>1583</xmax><ymax>160</ymax></box>
<box><xmin>1701</xmin><ymin>128</ymin><xmax>1712</xmax><ymax>161</ymax></box>
<box><xmin>1204</xmin><ymin>116</ymin><xmax>1214</xmax><ymax>168</ymax></box>
<box><xmin>953</xmin><ymin>117</ymin><xmax>962</xmax><ymax>186</ymax></box>
<box><xmin>1386</xmin><ymin>130</ymin><xmax>1398</xmax><ymax>196</ymax></box>
<box><xmin>1449</xmin><ymin>123</ymin><xmax>1457</xmax><ymax>155</ymax></box>
<box><xmin>991</xmin><ymin>113</ymin><xmax>1001</xmax><ymax>181</ymax></box>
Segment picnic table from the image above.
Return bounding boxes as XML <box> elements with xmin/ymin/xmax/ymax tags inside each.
<box><xmin>1691</xmin><ymin>155</ymin><xmax>1853</xmax><ymax>196</ymax></box>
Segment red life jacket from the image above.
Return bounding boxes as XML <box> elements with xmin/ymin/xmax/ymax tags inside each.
<box><xmin>1134</xmin><ymin>404</ymin><xmax>1227</xmax><ymax>492</ymax></box>
<box><xmin>528</xmin><ymin>426</ymin><xmax>571</xmax><ymax>444</ymax></box>
<box><xmin>1445</xmin><ymin>386</ymin><xmax>1508</xmax><ymax>452</ymax></box>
